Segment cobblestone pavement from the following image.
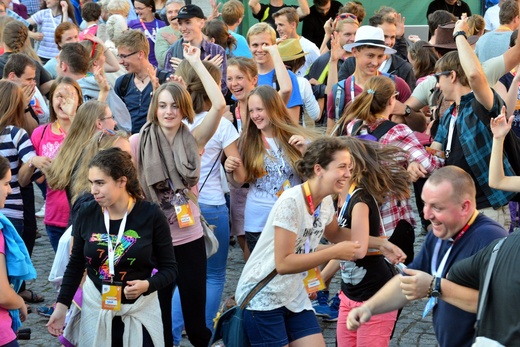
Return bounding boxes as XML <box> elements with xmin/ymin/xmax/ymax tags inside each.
<box><xmin>20</xmin><ymin>190</ymin><xmax>436</xmax><ymax>347</ymax></box>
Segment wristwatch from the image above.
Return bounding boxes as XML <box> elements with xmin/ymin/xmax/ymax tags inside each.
<box><xmin>404</xmin><ymin>105</ymin><xmax>412</xmax><ymax>117</ymax></box>
<box><xmin>430</xmin><ymin>277</ymin><xmax>442</xmax><ymax>298</ymax></box>
<box><xmin>453</xmin><ymin>31</ymin><xmax>467</xmax><ymax>40</ymax></box>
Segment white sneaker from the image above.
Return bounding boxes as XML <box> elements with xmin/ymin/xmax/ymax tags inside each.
<box><xmin>35</xmin><ymin>203</ymin><xmax>45</xmax><ymax>218</ymax></box>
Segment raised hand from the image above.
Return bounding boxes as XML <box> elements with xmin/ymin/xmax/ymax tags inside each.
<box><xmin>490</xmin><ymin>106</ymin><xmax>513</xmax><ymax>139</ymax></box>
<box><xmin>183</xmin><ymin>43</ymin><xmax>202</xmax><ymax>65</ymax></box>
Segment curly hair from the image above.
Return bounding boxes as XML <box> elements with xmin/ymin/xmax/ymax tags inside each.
<box><xmin>296</xmin><ymin>137</ymin><xmax>350</xmax><ymax>180</ymax></box>
<box><xmin>89</xmin><ymin>147</ymin><xmax>144</xmax><ymax>201</ymax></box>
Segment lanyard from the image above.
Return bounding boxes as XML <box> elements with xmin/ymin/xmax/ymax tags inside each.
<box><xmin>55</xmin><ymin>120</ymin><xmax>66</xmax><ymax>137</ymax></box>
<box><xmin>103</xmin><ymin>199</ymin><xmax>134</xmax><ymax>279</ymax></box>
<box><xmin>350</xmin><ymin>72</ymin><xmax>380</xmax><ymax>102</ymax></box>
<box><xmin>303</xmin><ymin>181</ymin><xmax>321</xmax><ymax>218</ymax></box>
<box><xmin>445</xmin><ymin>106</ymin><xmax>458</xmax><ymax>159</ymax></box>
<box><xmin>337</xmin><ymin>184</ymin><xmax>357</xmax><ymax>227</ymax></box>
<box><xmin>140</xmin><ymin>19</ymin><xmax>159</xmax><ymax>43</ymax></box>
<box><xmin>236</xmin><ymin>104</ymin><xmax>242</xmax><ymax>134</ymax></box>
<box><xmin>430</xmin><ymin>210</ymin><xmax>478</xmax><ymax>276</ymax></box>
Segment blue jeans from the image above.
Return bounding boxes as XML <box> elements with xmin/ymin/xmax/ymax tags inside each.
<box><xmin>171</xmin><ymin>203</ymin><xmax>230</xmax><ymax>343</ymax></box>
<box><xmin>46</xmin><ymin>225</ymin><xmax>66</xmax><ymax>253</ymax></box>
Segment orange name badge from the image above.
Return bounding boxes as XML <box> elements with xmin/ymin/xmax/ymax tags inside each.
<box><xmin>276</xmin><ymin>179</ymin><xmax>292</xmax><ymax>198</ymax></box>
<box><xmin>302</xmin><ymin>267</ymin><xmax>326</xmax><ymax>294</ymax></box>
<box><xmin>425</xmin><ymin>146</ymin><xmax>445</xmax><ymax>159</ymax></box>
<box><xmin>101</xmin><ymin>280</ymin><xmax>122</xmax><ymax>311</ymax></box>
<box><xmin>175</xmin><ymin>203</ymin><xmax>195</xmax><ymax>228</ymax></box>
<box><xmin>172</xmin><ymin>193</ymin><xmax>195</xmax><ymax>228</ymax></box>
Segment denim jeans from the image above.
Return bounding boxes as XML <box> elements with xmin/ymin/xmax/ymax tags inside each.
<box><xmin>171</xmin><ymin>203</ymin><xmax>230</xmax><ymax>343</ymax></box>
<box><xmin>46</xmin><ymin>224</ymin><xmax>66</xmax><ymax>253</ymax></box>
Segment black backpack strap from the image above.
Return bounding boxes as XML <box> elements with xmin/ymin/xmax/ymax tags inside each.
<box><xmin>350</xmin><ymin>120</ymin><xmax>364</xmax><ymax>136</ymax></box>
<box><xmin>156</xmin><ymin>69</ymin><xmax>170</xmax><ymax>84</ymax></box>
<box><xmin>371</xmin><ymin>120</ymin><xmax>398</xmax><ymax>140</ymax></box>
<box><xmin>119</xmin><ymin>74</ymin><xmax>132</xmax><ymax>98</ymax></box>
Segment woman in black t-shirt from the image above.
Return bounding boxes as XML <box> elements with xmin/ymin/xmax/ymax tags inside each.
<box><xmin>47</xmin><ymin>148</ymin><xmax>177</xmax><ymax>346</ymax></box>
<box><xmin>335</xmin><ymin>137</ymin><xmax>410</xmax><ymax>346</ymax></box>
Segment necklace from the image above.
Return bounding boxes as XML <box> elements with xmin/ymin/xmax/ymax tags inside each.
<box><xmin>136</xmin><ymin>75</ymin><xmax>149</xmax><ymax>84</ymax></box>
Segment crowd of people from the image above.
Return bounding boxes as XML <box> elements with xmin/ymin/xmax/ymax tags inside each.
<box><xmin>0</xmin><ymin>0</ymin><xmax>520</xmax><ymax>346</ymax></box>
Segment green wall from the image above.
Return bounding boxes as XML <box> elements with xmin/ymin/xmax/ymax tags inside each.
<box><xmin>240</xmin><ymin>0</ymin><xmax>483</xmax><ymax>35</ymax></box>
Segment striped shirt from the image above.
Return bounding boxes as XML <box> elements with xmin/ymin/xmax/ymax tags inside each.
<box><xmin>0</xmin><ymin>126</ymin><xmax>38</xmax><ymax>221</ymax></box>
<box><xmin>31</xmin><ymin>9</ymin><xmax>72</xmax><ymax>59</ymax></box>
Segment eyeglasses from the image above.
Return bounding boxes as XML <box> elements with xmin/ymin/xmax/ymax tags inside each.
<box><xmin>393</xmin><ymin>91</ymin><xmax>400</xmax><ymax>99</ymax></box>
<box><xmin>434</xmin><ymin>71</ymin><xmax>452</xmax><ymax>83</ymax></box>
<box><xmin>336</xmin><ymin>13</ymin><xmax>357</xmax><ymax>21</ymax></box>
<box><xmin>100</xmin><ymin>116</ymin><xmax>114</xmax><ymax>121</ymax></box>
<box><xmin>117</xmin><ymin>51</ymin><xmax>138</xmax><ymax>60</ymax></box>
<box><xmin>98</xmin><ymin>128</ymin><xmax>116</xmax><ymax>143</ymax></box>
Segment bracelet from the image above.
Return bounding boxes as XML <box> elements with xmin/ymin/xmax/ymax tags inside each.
<box><xmin>225</xmin><ymin>170</ymin><xmax>233</xmax><ymax>174</ymax></box>
<box><xmin>427</xmin><ymin>276</ymin><xmax>435</xmax><ymax>298</ymax></box>
<box><xmin>453</xmin><ymin>31</ymin><xmax>467</xmax><ymax>40</ymax></box>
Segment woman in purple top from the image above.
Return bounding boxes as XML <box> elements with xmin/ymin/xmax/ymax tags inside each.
<box><xmin>128</xmin><ymin>0</ymin><xmax>166</xmax><ymax>67</ymax></box>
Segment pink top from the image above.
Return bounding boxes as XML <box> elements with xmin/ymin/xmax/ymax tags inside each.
<box><xmin>0</xmin><ymin>231</ymin><xmax>16</xmax><ymax>345</ymax></box>
<box><xmin>129</xmin><ymin>134</ymin><xmax>203</xmax><ymax>246</ymax></box>
<box><xmin>31</xmin><ymin>124</ymin><xmax>70</xmax><ymax>227</ymax></box>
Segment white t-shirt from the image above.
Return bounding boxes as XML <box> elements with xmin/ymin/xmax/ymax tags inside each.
<box><xmin>235</xmin><ymin>185</ymin><xmax>334</xmax><ymax>312</ymax></box>
<box><xmin>297</xmin><ymin>36</ymin><xmax>320</xmax><ymax>77</ymax></box>
<box><xmin>484</xmin><ymin>4</ymin><xmax>500</xmax><ymax>31</ymax></box>
<box><xmin>184</xmin><ymin>112</ymin><xmax>239</xmax><ymax>205</ymax></box>
<box><xmin>297</xmin><ymin>76</ymin><xmax>320</xmax><ymax>121</ymax></box>
<box><xmin>244</xmin><ymin>138</ymin><xmax>301</xmax><ymax>232</ymax></box>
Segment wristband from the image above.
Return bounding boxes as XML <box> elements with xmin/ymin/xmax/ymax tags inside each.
<box><xmin>453</xmin><ymin>31</ymin><xmax>467</xmax><ymax>40</ymax></box>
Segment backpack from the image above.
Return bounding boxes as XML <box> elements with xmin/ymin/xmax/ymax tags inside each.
<box><xmin>332</xmin><ymin>72</ymin><xmax>396</xmax><ymax>123</ymax></box>
<box><xmin>118</xmin><ymin>69</ymin><xmax>171</xmax><ymax>97</ymax></box>
<box><xmin>350</xmin><ymin>119</ymin><xmax>398</xmax><ymax>141</ymax></box>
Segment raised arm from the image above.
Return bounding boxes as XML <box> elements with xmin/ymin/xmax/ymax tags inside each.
<box><xmin>494</xmin><ymin>70</ymin><xmax>520</xmax><ymax>118</ymax></box>
<box><xmin>489</xmin><ymin>108</ymin><xmax>520</xmax><ymax>191</ymax></box>
<box><xmin>265</xmin><ymin>44</ymin><xmax>292</xmax><ymax>103</ymax></box>
<box><xmin>296</xmin><ymin>0</ymin><xmax>310</xmax><ymax>19</ymax></box>
<box><xmin>249</xmin><ymin>0</ymin><xmax>261</xmax><ymax>15</ymax></box>
<box><xmin>455</xmin><ymin>19</ymin><xmax>494</xmax><ymax>110</ymax></box>
<box><xmin>325</xmin><ymin>33</ymin><xmax>341</xmax><ymax>97</ymax></box>
<box><xmin>184</xmin><ymin>44</ymin><xmax>226</xmax><ymax>152</ymax></box>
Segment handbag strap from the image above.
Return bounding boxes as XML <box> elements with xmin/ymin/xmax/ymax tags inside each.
<box><xmin>199</xmin><ymin>149</ymin><xmax>223</xmax><ymax>193</ymax></box>
<box><xmin>475</xmin><ymin>237</ymin><xmax>506</xmax><ymax>333</ymax></box>
<box><xmin>240</xmin><ymin>269</ymin><xmax>278</xmax><ymax>310</ymax></box>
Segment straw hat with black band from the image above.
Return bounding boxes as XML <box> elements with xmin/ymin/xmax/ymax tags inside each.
<box><xmin>277</xmin><ymin>39</ymin><xmax>309</xmax><ymax>61</ymax></box>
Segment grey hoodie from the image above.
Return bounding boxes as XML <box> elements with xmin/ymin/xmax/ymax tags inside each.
<box><xmin>77</xmin><ymin>76</ymin><xmax>132</xmax><ymax>133</ymax></box>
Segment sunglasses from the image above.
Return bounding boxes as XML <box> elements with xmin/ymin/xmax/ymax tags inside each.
<box><xmin>98</xmin><ymin>128</ymin><xmax>116</xmax><ymax>143</ymax></box>
<box><xmin>117</xmin><ymin>51</ymin><xmax>138</xmax><ymax>60</ymax></box>
<box><xmin>90</xmin><ymin>41</ymin><xmax>97</xmax><ymax>58</ymax></box>
<box><xmin>434</xmin><ymin>71</ymin><xmax>451</xmax><ymax>83</ymax></box>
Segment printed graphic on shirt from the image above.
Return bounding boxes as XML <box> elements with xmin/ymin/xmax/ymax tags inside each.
<box><xmin>42</xmin><ymin>141</ymin><xmax>63</xmax><ymax>159</ymax></box>
<box><xmin>255</xmin><ymin>149</ymin><xmax>294</xmax><ymax>196</ymax></box>
<box><xmin>340</xmin><ymin>260</ymin><xmax>367</xmax><ymax>285</ymax></box>
<box><xmin>90</xmin><ymin>229</ymin><xmax>140</xmax><ymax>279</ymax></box>
<box><xmin>294</xmin><ymin>220</ymin><xmax>323</xmax><ymax>255</ymax></box>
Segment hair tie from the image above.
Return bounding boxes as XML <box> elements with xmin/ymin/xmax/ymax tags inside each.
<box><xmin>367</xmin><ymin>89</ymin><xmax>375</xmax><ymax>95</ymax></box>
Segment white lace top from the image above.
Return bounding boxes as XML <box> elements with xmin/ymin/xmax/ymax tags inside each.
<box><xmin>235</xmin><ymin>184</ymin><xmax>334</xmax><ymax>312</ymax></box>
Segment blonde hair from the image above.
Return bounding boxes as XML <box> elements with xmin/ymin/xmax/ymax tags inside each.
<box><xmin>338</xmin><ymin>75</ymin><xmax>395</xmax><ymax>134</ymax></box>
<box><xmin>46</xmin><ymin>100</ymin><xmax>109</xmax><ymax>190</ymax></box>
<box><xmin>70</xmin><ymin>130</ymin><xmax>129</xmax><ymax>203</ymax></box>
<box><xmin>3</xmin><ymin>21</ymin><xmax>40</xmax><ymax>63</ymax></box>
<box><xmin>106</xmin><ymin>0</ymin><xmax>131</xmax><ymax>17</ymax></box>
<box><xmin>246</xmin><ymin>22</ymin><xmax>276</xmax><ymax>45</ymax></box>
<box><xmin>240</xmin><ymin>85</ymin><xmax>317</xmax><ymax>182</ymax></box>
<box><xmin>105</xmin><ymin>14</ymin><xmax>128</xmax><ymax>41</ymax></box>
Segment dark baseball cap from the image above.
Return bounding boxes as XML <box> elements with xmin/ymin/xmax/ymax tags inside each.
<box><xmin>175</xmin><ymin>4</ymin><xmax>206</xmax><ymax>20</ymax></box>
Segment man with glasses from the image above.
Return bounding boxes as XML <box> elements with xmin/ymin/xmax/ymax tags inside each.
<box><xmin>302</xmin><ymin>0</ymin><xmax>342</xmax><ymax>48</ymax></box>
<box><xmin>57</xmin><ymin>43</ymin><xmax>132</xmax><ymax>133</ymax></box>
<box><xmin>410</xmin><ymin>18</ymin><xmax>515</xmax><ymax>229</ymax></box>
<box><xmin>114</xmin><ymin>30</ymin><xmax>169</xmax><ymax>134</ymax></box>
